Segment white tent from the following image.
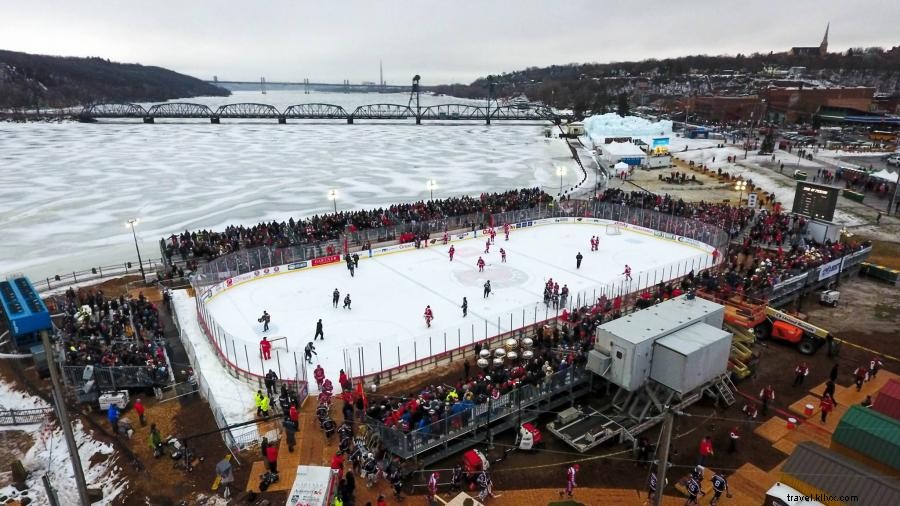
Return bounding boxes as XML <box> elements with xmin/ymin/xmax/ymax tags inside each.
<box><xmin>614</xmin><ymin>161</ymin><xmax>630</xmax><ymax>178</ymax></box>
<box><xmin>870</xmin><ymin>169</ymin><xmax>898</xmax><ymax>182</ymax></box>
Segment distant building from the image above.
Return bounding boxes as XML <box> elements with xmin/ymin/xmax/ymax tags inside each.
<box><xmin>763</xmin><ymin>85</ymin><xmax>875</xmax><ymax>124</ymax></box>
<box><xmin>685</xmin><ymin>95</ymin><xmax>760</xmax><ymax>123</ymax></box>
<box><xmin>790</xmin><ymin>23</ymin><xmax>829</xmax><ymax>57</ymax></box>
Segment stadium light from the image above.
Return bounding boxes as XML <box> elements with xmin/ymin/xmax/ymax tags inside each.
<box><xmin>327</xmin><ymin>189</ymin><xmax>338</xmax><ymax>214</ymax></box>
<box><xmin>556</xmin><ymin>166</ymin><xmax>567</xmax><ymax>197</ymax></box>
<box><xmin>125</xmin><ymin>218</ymin><xmax>146</xmax><ymax>284</ymax></box>
<box><xmin>426</xmin><ymin>179</ymin><xmax>438</xmax><ymax>201</ymax></box>
<box><xmin>734</xmin><ymin>180</ymin><xmax>748</xmax><ymax>206</ymax></box>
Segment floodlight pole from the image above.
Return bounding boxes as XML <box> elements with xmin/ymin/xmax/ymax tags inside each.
<box><xmin>41</xmin><ymin>329</ymin><xmax>92</xmax><ymax>506</ymax></box>
<box><xmin>127</xmin><ymin>219</ymin><xmax>146</xmax><ymax>284</ymax></box>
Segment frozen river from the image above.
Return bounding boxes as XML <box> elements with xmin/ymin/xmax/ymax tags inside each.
<box><xmin>0</xmin><ymin>91</ymin><xmax>579</xmax><ymax>280</ymax></box>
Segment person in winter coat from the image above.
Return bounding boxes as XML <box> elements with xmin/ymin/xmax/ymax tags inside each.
<box><xmin>265</xmin><ymin>370</ymin><xmax>278</xmax><ymax>397</ymax></box>
<box><xmin>108</xmin><ymin>403</ymin><xmax>120</xmax><ymax>435</ymax></box>
<box><xmin>283</xmin><ymin>418</ymin><xmax>297</xmax><ymax>452</ymax></box>
<box><xmin>820</xmin><ymin>394</ymin><xmax>835</xmax><ymax>423</ymax></box>
<box><xmin>265</xmin><ymin>441</ymin><xmax>279</xmax><ymax>473</ymax></box>
<box><xmin>339</xmin><ymin>370</ymin><xmax>351</xmax><ymax>391</ymax></box>
<box><xmin>133</xmin><ymin>398</ymin><xmax>146</xmax><ymax>426</ymax></box>
<box><xmin>289</xmin><ymin>404</ymin><xmax>299</xmax><ymax>425</ymax></box>
<box><xmin>149</xmin><ymin>423</ymin><xmax>163</xmax><ymax>457</ymax></box>
<box><xmin>314</xmin><ymin>365</ymin><xmax>325</xmax><ymax>390</ymax></box>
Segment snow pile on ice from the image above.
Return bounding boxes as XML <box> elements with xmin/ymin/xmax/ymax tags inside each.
<box><xmin>583</xmin><ymin>113</ymin><xmax>672</xmax><ymax>142</ymax></box>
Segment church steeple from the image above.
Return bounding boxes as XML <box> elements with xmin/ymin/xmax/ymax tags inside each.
<box><xmin>820</xmin><ymin>22</ymin><xmax>829</xmax><ymax>55</ymax></box>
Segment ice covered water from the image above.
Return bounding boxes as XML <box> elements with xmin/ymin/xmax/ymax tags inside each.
<box><xmin>203</xmin><ymin>222</ymin><xmax>712</xmax><ymax>380</ymax></box>
<box><xmin>0</xmin><ymin>91</ymin><xmax>580</xmax><ymax>279</ymax></box>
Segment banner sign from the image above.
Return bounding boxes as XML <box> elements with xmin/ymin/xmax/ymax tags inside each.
<box><xmin>817</xmin><ymin>258</ymin><xmax>842</xmax><ymax>281</ymax></box>
<box><xmin>311</xmin><ymin>254</ymin><xmax>341</xmax><ymax>267</ymax></box>
<box><xmin>652</xmin><ymin>137</ymin><xmax>670</xmax><ymax>147</ymax></box>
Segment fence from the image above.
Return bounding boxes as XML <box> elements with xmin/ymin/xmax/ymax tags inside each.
<box><xmin>366</xmin><ymin>367</ymin><xmax>591</xmax><ymax>460</ymax></box>
<box><xmin>61</xmin><ymin>363</ymin><xmax>172</xmax><ymax>390</ymax></box>
<box><xmin>188</xmin><ymin>200</ymin><xmax>730</xmax><ymax>388</ymax></box>
<box><xmin>0</xmin><ymin>407</ymin><xmax>54</xmax><ymax>426</ymax></box>
<box><xmin>172</xmin><ymin>294</ymin><xmax>308</xmax><ymax>453</ymax></box>
<box><xmin>33</xmin><ymin>257</ymin><xmax>165</xmax><ymax>293</ymax></box>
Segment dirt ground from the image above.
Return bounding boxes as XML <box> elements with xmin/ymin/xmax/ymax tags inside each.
<box><xmin>365</xmin><ymin>272</ymin><xmax>898</xmax><ymax>501</ymax></box>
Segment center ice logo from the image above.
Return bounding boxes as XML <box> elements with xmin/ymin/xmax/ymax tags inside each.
<box><xmin>454</xmin><ymin>265</ymin><xmax>528</xmax><ymax>289</ymax></box>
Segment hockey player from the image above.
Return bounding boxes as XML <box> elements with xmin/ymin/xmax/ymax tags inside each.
<box><xmin>343</xmin><ymin>294</ymin><xmax>352</xmax><ymax>310</ymax></box>
<box><xmin>314</xmin><ymin>319</ymin><xmax>324</xmax><ymax>340</ymax></box>
<box><xmin>305</xmin><ymin>342</ymin><xmax>317</xmax><ymax>363</ymax></box>
<box><xmin>333</xmin><ymin>288</ymin><xmax>340</xmax><ymax>308</ymax></box>
<box><xmin>484</xmin><ymin>239</ymin><xmax>491</xmax><ymax>254</ymax></box>
<box><xmin>313</xmin><ymin>364</ymin><xmax>325</xmax><ymax>390</ymax></box>
<box><xmin>504</xmin><ymin>223</ymin><xmax>511</xmax><ymax>241</ymax></box>
<box><xmin>500</xmin><ymin>248</ymin><xmax>507</xmax><ymax>263</ymax></box>
<box><xmin>352</xmin><ymin>253</ymin><xmax>360</xmax><ymax>268</ymax></box>
<box><xmin>489</xmin><ymin>228</ymin><xmax>496</xmax><ymax>244</ymax></box>
<box><xmin>424</xmin><ymin>305</ymin><xmax>434</xmax><ymax>327</ymax></box>
<box><xmin>461</xmin><ymin>297</ymin><xmax>468</xmax><ymax>317</ymax></box>
<box><xmin>622</xmin><ymin>264</ymin><xmax>632</xmax><ymax>281</ymax></box>
<box><xmin>575</xmin><ymin>252</ymin><xmax>583</xmax><ymax>269</ymax></box>
<box><xmin>449</xmin><ymin>245</ymin><xmax>455</xmax><ymax>261</ymax></box>
<box><xmin>710</xmin><ymin>472</ymin><xmax>731</xmax><ymax>506</ymax></box>
<box><xmin>260</xmin><ymin>336</ymin><xmax>272</xmax><ymax>360</ymax></box>
<box><xmin>477</xmin><ymin>256</ymin><xmax>486</xmax><ymax>272</ymax></box>
<box><xmin>483</xmin><ymin>280</ymin><xmax>492</xmax><ymax>298</ymax></box>
<box><xmin>442</xmin><ymin>231</ymin><xmax>449</xmax><ymax>245</ymax></box>
<box><xmin>258</xmin><ymin>311</ymin><xmax>271</xmax><ymax>332</ymax></box>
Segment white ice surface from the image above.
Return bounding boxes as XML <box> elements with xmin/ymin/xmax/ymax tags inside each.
<box><xmin>201</xmin><ymin>222</ymin><xmax>712</xmax><ymax>383</ymax></box>
<box><xmin>0</xmin><ymin>91</ymin><xmax>580</xmax><ymax>279</ymax></box>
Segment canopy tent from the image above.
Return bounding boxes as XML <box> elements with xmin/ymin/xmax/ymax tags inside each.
<box><xmin>870</xmin><ymin>169</ymin><xmax>898</xmax><ymax>182</ymax></box>
<box><xmin>613</xmin><ymin>161</ymin><xmax>630</xmax><ymax>177</ymax></box>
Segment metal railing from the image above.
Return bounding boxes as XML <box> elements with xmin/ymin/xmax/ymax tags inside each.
<box><xmin>33</xmin><ymin>257</ymin><xmax>165</xmax><ymax>293</ymax></box>
<box><xmin>61</xmin><ymin>364</ymin><xmax>172</xmax><ymax>390</ymax></box>
<box><xmin>366</xmin><ymin>367</ymin><xmax>591</xmax><ymax>460</ymax></box>
<box><xmin>188</xmin><ymin>200</ymin><xmax>730</xmax><ymax>387</ymax></box>
<box><xmin>0</xmin><ymin>407</ymin><xmax>54</xmax><ymax>426</ymax></box>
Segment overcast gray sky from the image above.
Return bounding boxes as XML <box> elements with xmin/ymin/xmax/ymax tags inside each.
<box><xmin>1</xmin><ymin>0</ymin><xmax>897</xmax><ymax>85</ymax></box>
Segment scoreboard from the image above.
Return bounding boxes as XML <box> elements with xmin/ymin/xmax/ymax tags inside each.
<box><xmin>791</xmin><ymin>182</ymin><xmax>840</xmax><ymax>222</ymax></box>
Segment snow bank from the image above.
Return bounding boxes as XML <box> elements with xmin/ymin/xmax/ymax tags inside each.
<box><xmin>0</xmin><ymin>381</ymin><xmax>124</xmax><ymax>506</ymax></box>
<box><xmin>583</xmin><ymin>113</ymin><xmax>672</xmax><ymax>142</ymax></box>
<box><xmin>171</xmin><ymin>290</ymin><xmax>258</xmax><ymax>426</ymax></box>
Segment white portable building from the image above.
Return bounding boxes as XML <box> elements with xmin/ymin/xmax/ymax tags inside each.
<box><xmin>649</xmin><ymin>322</ymin><xmax>731</xmax><ymax>394</ymax></box>
<box><xmin>589</xmin><ymin>295</ymin><xmax>724</xmax><ymax>391</ymax></box>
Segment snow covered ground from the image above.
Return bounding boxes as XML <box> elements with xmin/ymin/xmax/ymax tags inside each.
<box><xmin>199</xmin><ymin>222</ymin><xmax>713</xmax><ymax>384</ymax></box>
<box><xmin>0</xmin><ymin>90</ymin><xmax>579</xmax><ymax>279</ymax></box>
<box><xmin>0</xmin><ymin>381</ymin><xmax>124</xmax><ymax>505</ymax></box>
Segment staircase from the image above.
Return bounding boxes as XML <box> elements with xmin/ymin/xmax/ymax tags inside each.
<box><xmin>713</xmin><ymin>373</ymin><xmax>737</xmax><ymax>406</ymax></box>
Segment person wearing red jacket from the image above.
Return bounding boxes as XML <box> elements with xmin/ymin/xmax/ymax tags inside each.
<box><xmin>477</xmin><ymin>257</ymin><xmax>486</xmax><ymax>272</ymax></box>
<box><xmin>289</xmin><ymin>404</ymin><xmax>298</xmax><ymax>425</ymax></box>
<box><xmin>133</xmin><ymin>398</ymin><xmax>146</xmax><ymax>426</ymax></box>
<box><xmin>820</xmin><ymin>394</ymin><xmax>835</xmax><ymax>423</ymax></box>
<box><xmin>313</xmin><ymin>365</ymin><xmax>325</xmax><ymax>390</ymax></box>
<box><xmin>331</xmin><ymin>451</ymin><xmax>345</xmax><ymax>480</ymax></box>
<box><xmin>424</xmin><ymin>306</ymin><xmax>434</xmax><ymax>328</ymax></box>
<box><xmin>260</xmin><ymin>337</ymin><xmax>272</xmax><ymax>360</ymax></box>
<box><xmin>265</xmin><ymin>443</ymin><xmax>278</xmax><ymax>474</ymax></box>
<box><xmin>698</xmin><ymin>435</ymin><xmax>714</xmax><ymax>466</ymax></box>
<box><xmin>448</xmin><ymin>245</ymin><xmax>455</xmax><ymax>261</ymax></box>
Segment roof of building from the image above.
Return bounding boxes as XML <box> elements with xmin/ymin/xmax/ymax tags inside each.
<box><xmin>654</xmin><ymin>322</ymin><xmax>731</xmax><ymax>356</ymax></box>
<box><xmin>603</xmin><ymin>141</ymin><xmax>646</xmax><ymax>158</ymax></box>
<box><xmin>597</xmin><ymin>295</ymin><xmax>722</xmax><ymax>345</ymax></box>
<box><xmin>782</xmin><ymin>441</ymin><xmax>900</xmax><ymax>504</ymax></box>
<box><xmin>832</xmin><ymin>404</ymin><xmax>900</xmax><ymax>470</ymax></box>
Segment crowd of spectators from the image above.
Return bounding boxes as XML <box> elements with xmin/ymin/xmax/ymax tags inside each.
<box><xmin>162</xmin><ymin>188</ymin><xmax>552</xmax><ymax>263</ymax></box>
<box><xmin>53</xmin><ymin>288</ymin><xmax>170</xmax><ymax>384</ymax></box>
<box><xmin>595</xmin><ymin>187</ymin><xmax>756</xmax><ymax>239</ymax></box>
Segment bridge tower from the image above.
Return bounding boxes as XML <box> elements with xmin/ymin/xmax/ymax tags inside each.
<box><xmin>213</xmin><ymin>75</ymin><xmax>218</xmax><ymax>84</ymax></box>
<box><xmin>344</xmin><ymin>80</ymin><xmax>350</xmax><ymax>93</ymax></box>
<box><xmin>486</xmin><ymin>75</ymin><xmax>496</xmax><ymax>126</ymax></box>
<box><xmin>304</xmin><ymin>78</ymin><xmax>310</xmax><ymax>94</ymax></box>
<box><xmin>260</xmin><ymin>77</ymin><xmax>267</xmax><ymax>95</ymax></box>
<box><xmin>409</xmin><ymin>75</ymin><xmax>421</xmax><ymax>125</ymax></box>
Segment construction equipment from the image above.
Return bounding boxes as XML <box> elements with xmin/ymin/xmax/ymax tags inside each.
<box><xmin>755</xmin><ymin>306</ymin><xmax>834</xmax><ymax>355</ymax></box>
<box><xmin>819</xmin><ymin>290</ymin><xmax>840</xmax><ymax>307</ymax></box>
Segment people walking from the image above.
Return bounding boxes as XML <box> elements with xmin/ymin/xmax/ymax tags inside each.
<box><xmin>108</xmin><ymin>403</ymin><xmax>120</xmax><ymax>435</ymax></box>
<box><xmin>260</xmin><ymin>336</ymin><xmax>272</xmax><ymax>360</ymax></box>
<box><xmin>315</xmin><ymin>319</ymin><xmax>324</xmax><ymax>340</ymax></box>
<box><xmin>305</xmin><ymin>342</ymin><xmax>317</xmax><ymax>364</ymax></box>
<box><xmin>265</xmin><ymin>441</ymin><xmax>279</xmax><ymax>473</ymax></box>
<box><xmin>333</xmin><ymin>288</ymin><xmax>340</xmax><ymax>308</ymax></box>
<box><xmin>462</xmin><ymin>297</ymin><xmax>468</xmax><ymax>317</ymax></box>
<box><xmin>698</xmin><ymin>435</ymin><xmax>714</xmax><ymax>466</ymax></box>
<box><xmin>793</xmin><ymin>362</ymin><xmax>809</xmax><ymax>387</ymax></box>
<box><xmin>575</xmin><ymin>252</ymin><xmax>583</xmax><ymax>269</ymax></box>
<box><xmin>820</xmin><ymin>394</ymin><xmax>835</xmax><ymax>423</ymax></box>
<box><xmin>869</xmin><ymin>356</ymin><xmax>884</xmax><ymax>380</ymax></box>
<box><xmin>265</xmin><ymin>370</ymin><xmax>278</xmax><ymax>397</ymax></box>
<box><xmin>759</xmin><ymin>385</ymin><xmax>775</xmax><ymax>415</ymax></box>
<box><xmin>854</xmin><ymin>365</ymin><xmax>868</xmax><ymax>391</ymax></box>
<box><xmin>710</xmin><ymin>472</ymin><xmax>730</xmax><ymax>506</ymax></box>
<box><xmin>561</xmin><ymin>463</ymin><xmax>578</xmax><ymax>498</ymax></box>
<box><xmin>283</xmin><ymin>418</ymin><xmax>297</xmax><ymax>452</ymax></box>
<box><xmin>133</xmin><ymin>398</ymin><xmax>146</xmax><ymax>426</ymax></box>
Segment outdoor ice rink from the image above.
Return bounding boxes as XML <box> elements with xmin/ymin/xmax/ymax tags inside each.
<box><xmin>204</xmin><ymin>222</ymin><xmax>714</xmax><ymax>378</ymax></box>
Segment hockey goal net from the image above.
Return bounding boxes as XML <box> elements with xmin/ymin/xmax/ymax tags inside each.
<box><xmin>606</xmin><ymin>223</ymin><xmax>623</xmax><ymax>235</ymax></box>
